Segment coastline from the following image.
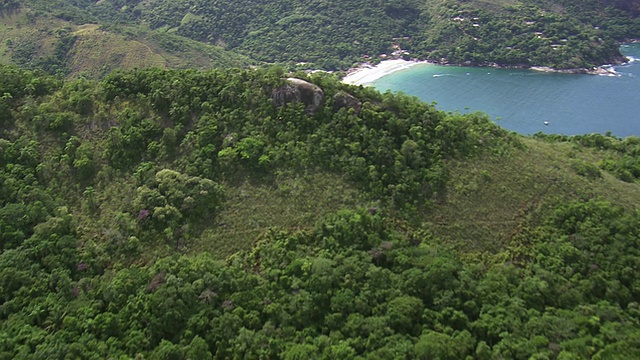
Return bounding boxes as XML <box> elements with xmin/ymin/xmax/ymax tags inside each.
<box><xmin>341</xmin><ymin>59</ymin><xmax>430</xmax><ymax>86</ymax></box>
<box><xmin>340</xmin><ymin>43</ymin><xmax>636</xmax><ymax>84</ymax></box>
<box><xmin>341</xmin><ymin>59</ymin><xmax>624</xmax><ymax>86</ymax></box>
<box><xmin>530</xmin><ymin>64</ymin><xmax>622</xmax><ymax>76</ymax></box>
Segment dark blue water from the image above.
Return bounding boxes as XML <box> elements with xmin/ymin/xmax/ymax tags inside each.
<box><xmin>373</xmin><ymin>44</ymin><xmax>640</xmax><ymax>137</ymax></box>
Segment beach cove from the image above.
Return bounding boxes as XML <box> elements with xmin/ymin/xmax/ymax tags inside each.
<box><xmin>344</xmin><ymin>44</ymin><xmax>640</xmax><ymax>137</ymax></box>
<box><xmin>341</xmin><ymin>59</ymin><xmax>429</xmax><ymax>86</ymax></box>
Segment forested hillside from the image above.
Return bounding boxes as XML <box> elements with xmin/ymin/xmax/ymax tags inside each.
<box><xmin>2</xmin><ymin>0</ymin><xmax>640</xmax><ymax>76</ymax></box>
<box><xmin>2</xmin><ymin>64</ymin><xmax>640</xmax><ymax>358</ymax></box>
<box><xmin>0</xmin><ymin>5</ymin><xmax>252</xmax><ymax>78</ymax></box>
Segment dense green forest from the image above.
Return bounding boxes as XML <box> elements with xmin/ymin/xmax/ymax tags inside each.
<box><xmin>1</xmin><ymin>0</ymin><xmax>639</xmax><ymax>75</ymax></box>
<box><xmin>2</xmin><ymin>1</ymin><xmax>640</xmax><ymax>358</ymax></box>
<box><xmin>2</xmin><ymin>63</ymin><xmax>640</xmax><ymax>359</ymax></box>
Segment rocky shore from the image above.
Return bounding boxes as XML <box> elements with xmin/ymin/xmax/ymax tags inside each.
<box><xmin>530</xmin><ymin>64</ymin><xmax>621</xmax><ymax>76</ymax></box>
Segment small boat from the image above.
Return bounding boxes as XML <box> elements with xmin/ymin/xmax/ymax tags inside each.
<box><xmin>543</xmin><ymin>121</ymin><xmax>549</xmax><ymax>126</ymax></box>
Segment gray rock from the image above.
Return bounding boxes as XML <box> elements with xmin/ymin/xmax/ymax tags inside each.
<box><xmin>333</xmin><ymin>91</ymin><xmax>362</xmax><ymax>116</ymax></box>
<box><xmin>272</xmin><ymin>78</ymin><xmax>324</xmax><ymax>115</ymax></box>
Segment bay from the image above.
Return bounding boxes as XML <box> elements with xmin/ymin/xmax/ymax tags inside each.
<box><xmin>373</xmin><ymin>44</ymin><xmax>640</xmax><ymax>137</ymax></box>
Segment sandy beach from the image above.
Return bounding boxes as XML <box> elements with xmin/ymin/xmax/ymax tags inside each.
<box><xmin>341</xmin><ymin>59</ymin><xmax>428</xmax><ymax>86</ymax></box>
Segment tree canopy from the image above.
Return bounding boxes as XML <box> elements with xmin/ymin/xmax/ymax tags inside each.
<box><xmin>4</xmin><ymin>0</ymin><xmax>639</xmax><ymax>75</ymax></box>
<box><xmin>1</xmin><ymin>63</ymin><xmax>640</xmax><ymax>358</ymax></box>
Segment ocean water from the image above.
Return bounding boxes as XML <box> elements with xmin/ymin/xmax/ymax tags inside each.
<box><xmin>373</xmin><ymin>44</ymin><xmax>640</xmax><ymax>137</ymax></box>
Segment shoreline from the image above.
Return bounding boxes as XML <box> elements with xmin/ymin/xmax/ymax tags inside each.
<box><xmin>340</xmin><ymin>43</ymin><xmax>637</xmax><ymax>84</ymax></box>
<box><xmin>341</xmin><ymin>59</ymin><xmax>431</xmax><ymax>86</ymax></box>
<box><xmin>530</xmin><ymin>65</ymin><xmax>621</xmax><ymax>76</ymax></box>
<box><xmin>340</xmin><ymin>59</ymin><xmax>624</xmax><ymax>86</ymax></box>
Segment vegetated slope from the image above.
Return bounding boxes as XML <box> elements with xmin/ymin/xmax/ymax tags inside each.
<box><xmin>5</xmin><ymin>0</ymin><xmax>640</xmax><ymax>75</ymax></box>
<box><xmin>0</xmin><ymin>7</ymin><xmax>252</xmax><ymax>78</ymax></box>
<box><xmin>21</xmin><ymin>0</ymin><xmax>639</xmax><ymax>70</ymax></box>
<box><xmin>430</xmin><ymin>136</ymin><xmax>640</xmax><ymax>253</ymax></box>
<box><xmin>2</xmin><ymin>65</ymin><xmax>640</xmax><ymax>358</ymax></box>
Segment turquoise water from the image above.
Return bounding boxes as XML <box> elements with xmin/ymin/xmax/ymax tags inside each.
<box><xmin>373</xmin><ymin>44</ymin><xmax>640</xmax><ymax>137</ymax></box>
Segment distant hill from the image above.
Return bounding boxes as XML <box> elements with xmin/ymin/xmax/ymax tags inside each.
<box><xmin>1</xmin><ymin>0</ymin><xmax>639</xmax><ymax>76</ymax></box>
<box><xmin>88</xmin><ymin>0</ymin><xmax>640</xmax><ymax>69</ymax></box>
<box><xmin>0</xmin><ymin>6</ymin><xmax>252</xmax><ymax>78</ymax></box>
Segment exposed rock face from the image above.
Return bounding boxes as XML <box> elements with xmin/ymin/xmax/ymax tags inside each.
<box><xmin>272</xmin><ymin>78</ymin><xmax>324</xmax><ymax>115</ymax></box>
<box><xmin>333</xmin><ymin>91</ymin><xmax>362</xmax><ymax>116</ymax></box>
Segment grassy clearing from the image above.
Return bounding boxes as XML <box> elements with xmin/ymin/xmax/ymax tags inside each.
<box><xmin>66</xmin><ymin>169</ymin><xmax>367</xmax><ymax>262</ymax></box>
<box><xmin>185</xmin><ymin>135</ymin><xmax>640</xmax><ymax>261</ymax></box>
<box><xmin>0</xmin><ymin>9</ymin><xmax>58</xmax><ymax>64</ymax></box>
<box><xmin>68</xmin><ymin>26</ymin><xmax>168</xmax><ymax>78</ymax></box>
<box><xmin>51</xmin><ymin>116</ymin><xmax>640</xmax><ymax>266</ymax></box>
<box><xmin>66</xmin><ymin>25</ymin><xmax>253</xmax><ymax>77</ymax></box>
<box><xmin>0</xmin><ymin>9</ymin><xmax>22</xmax><ymax>63</ymax></box>
<box><xmin>193</xmin><ymin>171</ymin><xmax>369</xmax><ymax>259</ymax></box>
<box><xmin>0</xmin><ymin>9</ymin><xmax>252</xmax><ymax>78</ymax></box>
<box><xmin>426</xmin><ymin>137</ymin><xmax>640</xmax><ymax>253</ymax></box>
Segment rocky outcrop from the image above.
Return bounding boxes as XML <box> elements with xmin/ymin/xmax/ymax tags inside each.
<box><xmin>332</xmin><ymin>91</ymin><xmax>362</xmax><ymax>116</ymax></box>
<box><xmin>531</xmin><ymin>65</ymin><xmax>620</xmax><ymax>76</ymax></box>
<box><xmin>271</xmin><ymin>78</ymin><xmax>324</xmax><ymax>115</ymax></box>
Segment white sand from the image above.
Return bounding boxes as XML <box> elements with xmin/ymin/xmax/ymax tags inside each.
<box><xmin>341</xmin><ymin>59</ymin><xmax>428</xmax><ymax>86</ymax></box>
